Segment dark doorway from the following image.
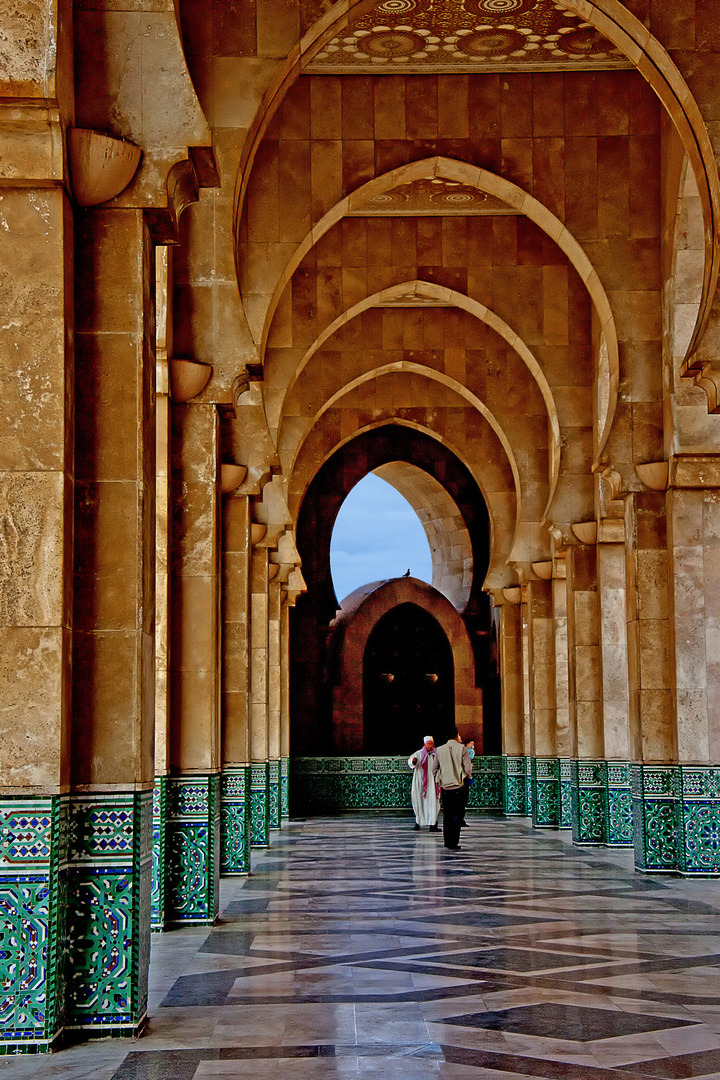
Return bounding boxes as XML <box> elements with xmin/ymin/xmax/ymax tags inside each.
<box><xmin>363</xmin><ymin>603</ymin><xmax>455</xmax><ymax>754</ymax></box>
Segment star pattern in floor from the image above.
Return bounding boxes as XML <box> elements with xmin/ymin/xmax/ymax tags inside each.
<box><xmin>5</xmin><ymin>814</ymin><xmax>720</xmax><ymax>1079</ymax></box>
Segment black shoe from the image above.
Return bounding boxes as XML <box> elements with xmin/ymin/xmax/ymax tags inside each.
<box><xmin>460</xmin><ymin>820</ymin><xmax>468</xmax><ymax>827</ymax></box>
<box><xmin>428</xmin><ymin>824</ymin><xmax>440</xmax><ymax>832</ymax></box>
<box><xmin>414</xmin><ymin>823</ymin><xmax>421</xmax><ymax>830</ymax></box>
<box><xmin>445</xmin><ymin>845</ymin><xmax>461</xmax><ymax>851</ymax></box>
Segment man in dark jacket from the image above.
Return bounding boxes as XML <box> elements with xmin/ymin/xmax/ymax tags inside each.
<box><xmin>432</xmin><ymin>729</ymin><xmax>472</xmax><ymax>851</ymax></box>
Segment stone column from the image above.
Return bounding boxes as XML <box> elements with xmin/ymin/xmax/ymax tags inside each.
<box><xmin>520</xmin><ymin>584</ymin><xmax>533</xmax><ymax>815</ymax></box>
<box><xmin>0</xmin><ymin>182</ymin><xmax>74</xmax><ymax>1051</ymax></box>
<box><xmin>668</xmin><ymin>481</ymin><xmax>720</xmax><ymax>874</ymax></box>
<box><xmin>167</xmin><ymin>403</ymin><xmax>220</xmax><ymax>924</ymax></box>
<box><xmin>597</xmin><ymin>526</ymin><xmax>634</xmax><ymax>847</ymax></box>
<box><xmin>527</xmin><ymin>579</ymin><xmax>560</xmax><ymax>827</ymax></box>
<box><xmin>497</xmin><ymin>596</ymin><xmax>528</xmax><ymax>815</ymax></box>
<box><xmin>220</xmin><ymin>493</ymin><xmax>251</xmax><ymax>874</ymax></box>
<box><xmin>552</xmin><ymin>561</ymin><xmax>573</xmax><ymax>827</ymax></box>
<box><xmin>567</xmin><ymin>543</ymin><xmax>605</xmax><ymax>844</ymax></box>
<box><xmin>626</xmin><ymin>491</ymin><xmax>678</xmax><ymax>872</ymax></box>
<box><xmin>153</xmin><ymin>247</ymin><xmax>172</xmax><ymax>929</ymax></box>
<box><xmin>280</xmin><ymin>596</ymin><xmax>291</xmax><ymax>819</ymax></box>
<box><xmin>71</xmin><ymin>208</ymin><xmax>156</xmax><ymax>1035</ymax></box>
<box><xmin>249</xmin><ymin>533</ymin><xmax>270</xmax><ymax>847</ymax></box>
<box><xmin>268</xmin><ymin>577</ymin><xmax>282</xmax><ymax>830</ymax></box>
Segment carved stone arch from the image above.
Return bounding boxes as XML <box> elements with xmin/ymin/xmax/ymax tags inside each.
<box><xmin>260</xmin><ymin>159</ymin><xmax>619</xmax><ymax>463</ymax></box>
<box><xmin>289</xmin><ymin>416</ymin><xmax>520</xmax><ymax>592</ymax></box>
<box><xmin>273</xmin><ymin>279</ymin><xmax>561</xmax><ymax>516</ymax></box>
<box><xmin>233</xmin><ymin>1</ymin><xmax>719</xmax><ymax>388</ymax></box>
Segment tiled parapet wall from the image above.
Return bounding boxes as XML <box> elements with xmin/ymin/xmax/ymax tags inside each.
<box><xmin>268</xmin><ymin>760</ymin><xmax>281</xmax><ymax>831</ymax></box>
<box><xmin>0</xmin><ymin>795</ymin><xmax>67</xmax><ymax>1054</ymax></box>
<box><xmin>166</xmin><ymin>776</ymin><xmax>220</xmax><ymax>925</ymax></box>
<box><xmin>677</xmin><ymin>766</ymin><xmax>720</xmax><ymax>875</ymax></box>
<box><xmin>502</xmin><ymin>756</ymin><xmax>529</xmax><ymax>815</ymax></box>
<box><xmin>65</xmin><ymin>791</ymin><xmax>152</xmax><ymax>1037</ymax></box>
<box><xmin>531</xmin><ymin>758</ymin><xmax>561</xmax><ymax>828</ymax></box>
<box><xmin>221</xmin><ymin>768</ymin><xmax>251</xmax><ymax>875</ymax></box>
<box><xmin>466</xmin><ymin>757</ymin><xmax>502</xmax><ymax>811</ymax></box>
<box><xmin>250</xmin><ymin>763</ymin><xmax>270</xmax><ymax>848</ymax></box>
<box><xmin>151</xmin><ymin>778</ymin><xmax>168</xmax><ymax>931</ymax></box>
<box><xmin>280</xmin><ymin>758</ymin><xmax>289</xmax><ymax>820</ymax></box>
<box><xmin>289</xmin><ymin>756</ymin><xmax>505</xmax><ymax>814</ymax></box>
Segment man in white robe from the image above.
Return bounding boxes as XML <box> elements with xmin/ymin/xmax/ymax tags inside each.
<box><xmin>408</xmin><ymin>736</ymin><xmax>440</xmax><ymax>831</ymax></box>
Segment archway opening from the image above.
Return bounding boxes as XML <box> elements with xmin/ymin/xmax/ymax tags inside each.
<box><xmin>363</xmin><ymin>603</ymin><xmax>455</xmax><ymax>755</ymax></box>
<box><xmin>330</xmin><ymin>473</ymin><xmax>432</xmax><ymax>604</ymax></box>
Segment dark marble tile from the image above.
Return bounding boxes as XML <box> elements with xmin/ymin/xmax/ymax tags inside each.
<box><xmin>438</xmin><ymin>1003</ymin><xmax>699</xmax><ymax>1040</ymax></box>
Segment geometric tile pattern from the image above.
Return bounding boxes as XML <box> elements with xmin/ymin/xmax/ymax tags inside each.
<box><xmin>0</xmin><ymin>795</ymin><xmax>66</xmax><ymax>1054</ymax></box>
<box><xmin>571</xmin><ymin>759</ymin><xmax>606</xmax><ymax>844</ymax></box>
<box><xmin>502</xmin><ymin>755</ymin><xmax>528</xmax><ymax>815</ymax></box>
<box><xmin>280</xmin><ymin>757</ymin><xmax>289</xmax><ymax>820</ymax></box>
<box><xmin>466</xmin><ymin>755</ymin><xmax>502</xmax><ymax>811</ymax></box>
<box><xmin>250</xmin><ymin>763</ymin><xmax>270</xmax><ymax>849</ymax></box>
<box><xmin>99</xmin><ymin>814</ymin><xmax>720</xmax><ymax>1080</ymax></box>
<box><xmin>606</xmin><ymin>761</ymin><xmax>634</xmax><ymax>847</ymax></box>
<box><xmin>221</xmin><ymin>767</ymin><xmax>251</xmax><ymax>875</ymax></box>
<box><xmin>151</xmin><ymin>777</ymin><xmax>168</xmax><ymax>930</ymax></box>
<box><xmin>678</xmin><ymin>765</ymin><xmax>720</xmax><ymax>876</ymax></box>
<box><xmin>65</xmin><ymin>791</ymin><xmax>152</xmax><ymax>1037</ymax></box>
<box><xmin>559</xmin><ymin>757</ymin><xmax>573</xmax><ymax>827</ymax></box>
<box><xmin>633</xmin><ymin>763</ymin><xmax>680</xmax><ymax>873</ymax></box>
<box><xmin>268</xmin><ymin>760</ymin><xmax>281</xmax><ymax>831</ymax></box>
<box><xmin>531</xmin><ymin>756</ymin><xmax>561</xmax><ymax>827</ymax></box>
<box><xmin>166</xmin><ymin>775</ymin><xmax>221</xmax><ymax>925</ymax></box>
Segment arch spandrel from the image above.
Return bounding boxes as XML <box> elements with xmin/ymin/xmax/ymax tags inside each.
<box><xmin>234</xmin><ymin>2</ymin><xmax>719</xmax><ymax>396</ymax></box>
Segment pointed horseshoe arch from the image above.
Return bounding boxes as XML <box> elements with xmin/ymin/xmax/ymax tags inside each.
<box><xmin>234</xmin><ymin>1</ymin><xmax>719</xmax><ymax>392</ymax></box>
<box><xmin>277</xmin><ymin>279</ymin><xmax>561</xmax><ymax>518</ymax></box>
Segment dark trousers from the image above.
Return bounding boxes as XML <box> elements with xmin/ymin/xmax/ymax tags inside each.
<box><xmin>460</xmin><ymin>777</ymin><xmax>470</xmax><ymax>820</ymax></box>
<box><xmin>440</xmin><ymin>786</ymin><xmax>464</xmax><ymax>849</ymax></box>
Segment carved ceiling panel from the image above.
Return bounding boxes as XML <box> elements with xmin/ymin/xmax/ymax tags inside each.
<box><xmin>347</xmin><ymin>177</ymin><xmax>519</xmax><ymax>216</ymax></box>
<box><xmin>306</xmin><ymin>0</ymin><xmax>631</xmax><ymax>72</ymax></box>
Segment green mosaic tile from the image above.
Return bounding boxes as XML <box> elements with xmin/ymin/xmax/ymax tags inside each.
<box><xmin>632</xmin><ymin>765</ymin><xmax>679</xmax><ymax>872</ymax></box>
<box><xmin>531</xmin><ymin>758</ymin><xmax>560</xmax><ymax>828</ymax></box>
<box><xmin>166</xmin><ymin>777</ymin><xmax>220</xmax><ymax>926</ymax></box>
<box><xmin>502</xmin><ymin>756</ymin><xmax>528</xmax><ymax>815</ymax></box>
<box><xmin>151</xmin><ymin>777</ymin><xmax>168</xmax><ymax>930</ymax></box>
<box><xmin>571</xmin><ymin>760</ymin><xmax>605</xmax><ymax>845</ymax></box>
<box><xmin>605</xmin><ymin>762</ymin><xmax>633</xmax><ymax>847</ymax></box>
<box><xmin>221</xmin><ymin>768</ymin><xmax>251</xmax><ymax>875</ymax></box>
<box><xmin>677</xmin><ymin>766</ymin><xmax>720</xmax><ymax>875</ymax></box>
<box><xmin>281</xmin><ymin>758</ymin><xmax>290</xmax><ymax>819</ymax></box>
<box><xmin>65</xmin><ymin>792</ymin><xmax>151</xmax><ymax>1035</ymax></box>
<box><xmin>268</xmin><ymin>760</ymin><xmax>281</xmax><ymax>830</ymax></box>
<box><xmin>251</xmin><ymin>764</ymin><xmax>270</xmax><ymax>848</ymax></box>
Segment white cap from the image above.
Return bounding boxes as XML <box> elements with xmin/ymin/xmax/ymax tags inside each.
<box><xmin>423</xmin><ymin>736</ymin><xmax>433</xmax><ymax>743</ymax></box>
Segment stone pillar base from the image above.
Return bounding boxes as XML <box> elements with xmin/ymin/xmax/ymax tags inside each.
<box><xmin>281</xmin><ymin>758</ymin><xmax>290</xmax><ymax>820</ymax></box>
<box><xmin>152</xmin><ymin>777</ymin><xmax>169</xmax><ymax>930</ymax></box>
<box><xmin>531</xmin><ymin>757</ymin><xmax>561</xmax><ymax>827</ymax></box>
<box><xmin>250</xmin><ymin>763</ymin><xmax>270</xmax><ymax>848</ymax></box>
<box><xmin>268</xmin><ymin>760</ymin><xmax>281</xmax><ymax>830</ymax></box>
<box><xmin>221</xmin><ymin>768</ymin><xmax>251</xmax><ymax>874</ymax></box>
<box><xmin>633</xmin><ymin>764</ymin><xmax>720</xmax><ymax>875</ymax></box>
<box><xmin>65</xmin><ymin>792</ymin><xmax>152</xmax><ymax>1038</ymax></box>
<box><xmin>166</xmin><ymin>776</ymin><xmax>220</xmax><ymax>924</ymax></box>
<box><xmin>502</xmin><ymin>755</ymin><xmax>529</xmax><ymax>815</ymax></box>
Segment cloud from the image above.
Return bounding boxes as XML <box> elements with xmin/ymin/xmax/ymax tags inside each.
<box><xmin>330</xmin><ymin>473</ymin><xmax>432</xmax><ymax>602</ymax></box>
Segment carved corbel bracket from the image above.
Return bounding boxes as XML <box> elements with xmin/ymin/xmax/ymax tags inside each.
<box><xmin>68</xmin><ymin>128</ymin><xmax>141</xmax><ymax>206</ymax></box>
<box><xmin>635</xmin><ymin>461</ymin><xmax>669</xmax><ymax>491</ymax></box>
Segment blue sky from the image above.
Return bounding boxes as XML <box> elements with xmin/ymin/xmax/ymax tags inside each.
<box><xmin>330</xmin><ymin>473</ymin><xmax>432</xmax><ymax>604</ymax></box>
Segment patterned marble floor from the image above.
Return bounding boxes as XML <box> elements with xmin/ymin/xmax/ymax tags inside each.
<box><xmin>5</xmin><ymin>813</ymin><xmax>720</xmax><ymax>1079</ymax></box>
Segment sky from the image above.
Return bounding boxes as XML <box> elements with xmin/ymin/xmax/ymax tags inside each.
<box><xmin>330</xmin><ymin>473</ymin><xmax>432</xmax><ymax>604</ymax></box>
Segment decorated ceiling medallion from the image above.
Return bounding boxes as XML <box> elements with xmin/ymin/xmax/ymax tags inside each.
<box><xmin>346</xmin><ymin>177</ymin><xmax>519</xmax><ymax>215</ymax></box>
<box><xmin>306</xmin><ymin>0</ymin><xmax>631</xmax><ymax>71</ymax></box>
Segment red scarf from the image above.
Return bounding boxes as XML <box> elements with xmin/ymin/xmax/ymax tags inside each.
<box><xmin>420</xmin><ymin>745</ymin><xmax>438</xmax><ymax>798</ymax></box>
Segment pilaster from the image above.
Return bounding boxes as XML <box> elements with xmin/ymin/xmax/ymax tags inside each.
<box><xmin>250</xmin><ymin>762</ymin><xmax>270</xmax><ymax>848</ymax></box>
<box><xmin>501</xmin><ymin>755</ymin><xmax>528</xmax><ymax>815</ymax></box>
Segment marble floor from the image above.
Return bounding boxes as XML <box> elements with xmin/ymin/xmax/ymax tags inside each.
<box><xmin>5</xmin><ymin>814</ymin><xmax>720</xmax><ymax>1079</ymax></box>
